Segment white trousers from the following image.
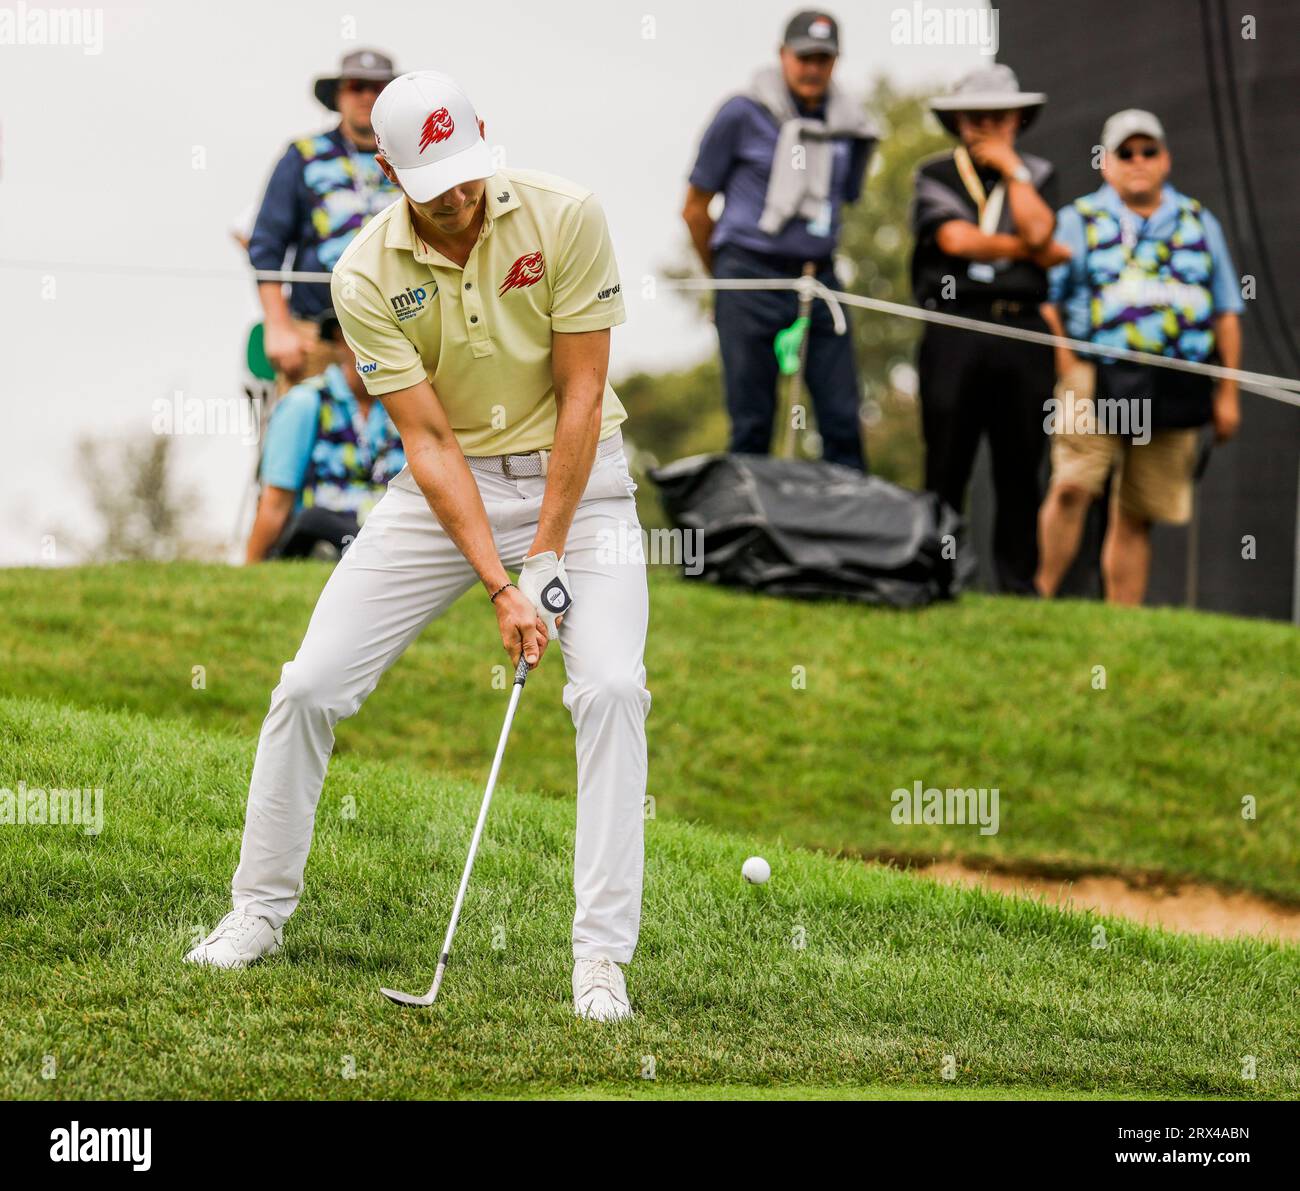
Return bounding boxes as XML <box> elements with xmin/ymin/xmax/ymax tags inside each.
<box><xmin>231</xmin><ymin>432</ymin><xmax>651</xmax><ymax>963</ymax></box>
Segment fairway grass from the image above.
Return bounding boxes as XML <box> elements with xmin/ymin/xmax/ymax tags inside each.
<box><xmin>0</xmin><ymin>563</ymin><xmax>1296</xmax><ymax>903</ymax></box>
<box><xmin>1</xmin><ymin>697</ymin><xmax>1295</xmax><ymax>1101</ymax></box>
<box><xmin>496</xmin><ymin>1083</ymin><xmax>1247</xmax><ymax>1101</ymax></box>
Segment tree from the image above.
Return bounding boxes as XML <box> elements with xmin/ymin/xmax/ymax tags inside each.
<box><xmin>68</xmin><ymin>433</ymin><xmax>218</xmax><ymax>562</ymax></box>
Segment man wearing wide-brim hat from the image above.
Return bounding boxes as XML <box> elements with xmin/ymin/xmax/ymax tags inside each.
<box><xmin>248</xmin><ymin>49</ymin><xmax>401</xmax><ymax>392</ymax></box>
<box><xmin>909</xmin><ymin>64</ymin><xmax>1070</xmax><ymax>594</ymax></box>
<box><xmin>312</xmin><ymin>48</ymin><xmax>396</xmax><ymax>111</ymax></box>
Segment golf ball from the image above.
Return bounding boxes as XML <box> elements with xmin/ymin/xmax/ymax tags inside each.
<box><xmin>742</xmin><ymin>856</ymin><xmax>771</xmax><ymax>885</ymax></box>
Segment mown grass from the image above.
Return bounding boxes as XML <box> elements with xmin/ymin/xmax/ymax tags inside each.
<box><xmin>0</xmin><ymin>698</ymin><xmax>1295</xmax><ymax>1100</ymax></box>
<box><xmin>0</xmin><ymin>562</ymin><xmax>1296</xmax><ymax>900</ymax></box>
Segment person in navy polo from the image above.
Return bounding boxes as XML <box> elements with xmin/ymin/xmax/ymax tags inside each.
<box><xmin>683</xmin><ymin>9</ymin><xmax>876</xmax><ymax>470</ymax></box>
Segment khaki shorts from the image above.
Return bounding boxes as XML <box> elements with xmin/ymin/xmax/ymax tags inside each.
<box><xmin>1048</xmin><ymin>363</ymin><xmax>1198</xmax><ymax>525</ymax></box>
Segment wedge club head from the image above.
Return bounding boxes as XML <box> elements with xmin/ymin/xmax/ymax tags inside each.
<box><xmin>380</xmin><ymin>986</ymin><xmax>437</xmax><ymax>1007</ymax></box>
<box><xmin>381</xmin><ymin>951</ymin><xmax>448</xmax><ymax>1007</ymax></box>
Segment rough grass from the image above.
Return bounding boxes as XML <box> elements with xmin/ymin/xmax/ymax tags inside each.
<box><xmin>1</xmin><ymin>698</ymin><xmax>1295</xmax><ymax>1100</ymax></box>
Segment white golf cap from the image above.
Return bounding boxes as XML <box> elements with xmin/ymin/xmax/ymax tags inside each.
<box><xmin>372</xmin><ymin>70</ymin><xmax>493</xmax><ymax>203</ymax></box>
<box><xmin>1101</xmin><ymin>109</ymin><xmax>1166</xmax><ymax>152</ymax></box>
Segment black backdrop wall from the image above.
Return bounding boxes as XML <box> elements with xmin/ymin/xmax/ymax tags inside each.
<box><xmin>980</xmin><ymin>0</ymin><xmax>1299</xmax><ymax>620</ymax></box>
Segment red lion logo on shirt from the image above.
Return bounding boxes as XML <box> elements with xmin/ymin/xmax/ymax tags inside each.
<box><xmin>418</xmin><ymin>108</ymin><xmax>455</xmax><ymax>153</ymax></box>
<box><xmin>499</xmin><ymin>251</ymin><xmax>545</xmax><ymax>296</ymax></box>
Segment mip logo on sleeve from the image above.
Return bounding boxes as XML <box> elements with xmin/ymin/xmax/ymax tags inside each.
<box><xmin>389</xmin><ymin>282</ymin><xmax>436</xmax><ymax>322</ymax></box>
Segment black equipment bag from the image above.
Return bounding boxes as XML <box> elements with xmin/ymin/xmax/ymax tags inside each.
<box><xmin>647</xmin><ymin>453</ymin><xmax>966</xmax><ymax>608</ymax></box>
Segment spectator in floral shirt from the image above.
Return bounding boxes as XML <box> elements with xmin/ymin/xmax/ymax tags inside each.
<box><xmin>245</xmin><ymin>310</ymin><xmax>406</xmax><ymax>563</ymax></box>
<box><xmin>249</xmin><ymin>49</ymin><xmax>400</xmax><ymax>391</ymax></box>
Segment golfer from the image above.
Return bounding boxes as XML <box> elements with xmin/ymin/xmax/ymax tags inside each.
<box><xmin>187</xmin><ymin>71</ymin><xmax>650</xmax><ymax>1022</ymax></box>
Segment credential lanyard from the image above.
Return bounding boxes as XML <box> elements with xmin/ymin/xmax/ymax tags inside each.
<box><xmin>954</xmin><ymin>147</ymin><xmax>1006</xmax><ymax>235</ymax></box>
<box><xmin>348</xmin><ymin>147</ymin><xmax>387</xmax><ymax>216</ymax></box>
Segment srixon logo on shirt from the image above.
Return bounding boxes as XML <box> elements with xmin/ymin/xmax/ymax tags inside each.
<box><xmin>50</xmin><ymin>1121</ymin><xmax>152</xmax><ymax>1171</ymax></box>
<box><xmin>389</xmin><ymin>283</ymin><xmax>435</xmax><ymax>322</ymax></box>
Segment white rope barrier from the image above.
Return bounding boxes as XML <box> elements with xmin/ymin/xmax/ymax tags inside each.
<box><xmin>0</xmin><ymin>257</ymin><xmax>338</xmax><ymax>285</ymax></box>
<box><xmin>663</xmin><ymin>276</ymin><xmax>1300</xmax><ymax>407</ymax></box>
<box><xmin>3</xmin><ymin>256</ymin><xmax>1297</xmax><ymax>406</ymax></box>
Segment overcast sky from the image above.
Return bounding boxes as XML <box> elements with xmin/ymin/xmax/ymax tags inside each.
<box><xmin>0</xmin><ymin>0</ymin><xmax>984</xmax><ymax>564</ymax></box>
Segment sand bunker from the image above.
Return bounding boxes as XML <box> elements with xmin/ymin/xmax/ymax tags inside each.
<box><xmin>917</xmin><ymin>861</ymin><xmax>1300</xmax><ymax>943</ymax></box>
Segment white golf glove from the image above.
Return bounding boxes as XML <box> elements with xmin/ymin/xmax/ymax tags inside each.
<box><xmin>518</xmin><ymin>550</ymin><xmax>573</xmax><ymax>639</ymax></box>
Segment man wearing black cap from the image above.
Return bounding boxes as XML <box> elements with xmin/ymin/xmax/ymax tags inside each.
<box><xmin>684</xmin><ymin>10</ymin><xmax>876</xmax><ymax>470</ymax></box>
<box><xmin>910</xmin><ymin>65</ymin><xmax>1068</xmax><ymax>593</ymax></box>
<box><xmin>248</xmin><ymin>49</ymin><xmax>401</xmax><ymax>391</ymax></box>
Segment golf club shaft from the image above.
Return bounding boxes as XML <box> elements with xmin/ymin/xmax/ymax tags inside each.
<box><xmin>429</xmin><ymin>656</ymin><xmax>531</xmax><ymax>1000</ymax></box>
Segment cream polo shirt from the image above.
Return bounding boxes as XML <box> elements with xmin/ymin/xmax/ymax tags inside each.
<box><xmin>330</xmin><ymin>168</ymin><xmax>628</xmax><ymax>456</ymax></box>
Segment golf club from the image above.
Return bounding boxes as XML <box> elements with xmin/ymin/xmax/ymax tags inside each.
<box><xmin>380</xmin><ymin>652</ymin><xmax>533</xmax><ymax>1007</ymax></box>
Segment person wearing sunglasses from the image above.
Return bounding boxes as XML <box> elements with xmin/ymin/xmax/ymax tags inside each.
<box><xmin>247</xmin><ymin>50</ymin><xmax>401</xmax><ymax>394</ymax></box>
<box><xmin>1037</xmin><ymin>110</ymin><xmax>1244</xmax><ymax>604</ymax></box>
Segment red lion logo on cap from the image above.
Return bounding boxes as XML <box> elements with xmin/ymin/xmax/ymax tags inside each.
<box><xmin>419</xmin><ymin>108</ymin><xmax>455</xmax><ymax>153</ymax></box>
<box><xmin>499</xmin><ymin>251</ymin><xmax>545</xmax><ymax>296</ymax></box>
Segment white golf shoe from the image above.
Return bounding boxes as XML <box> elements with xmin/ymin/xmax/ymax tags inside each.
<box><xmin>573</xmin><ymin>957</ymin><xmax>633</xmax><ymax>1022</ymax></box>
<box><xmin>184</xmin><ymin>909</ymin><xmax>283</xmax><ymax>970</ymax></box>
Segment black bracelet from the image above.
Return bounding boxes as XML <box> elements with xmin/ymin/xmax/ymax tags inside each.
<box><xmin>489</xmin><ymin>581</ymin><xmax>516</xmax><ymax>603</ymax></box>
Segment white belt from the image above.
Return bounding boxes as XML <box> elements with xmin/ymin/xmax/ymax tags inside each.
<box><xmin>465</xmin><ymin>429</ymin><xmax>623</xmax><ymax>479</ymax></box>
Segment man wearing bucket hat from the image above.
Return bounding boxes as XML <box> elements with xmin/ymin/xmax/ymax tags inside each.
<box><xmin>192</xmin><ymin>71</ymin><xmax>650</xmax><ymax>1024</ymax></box>
<box><xmin>910</xmin><ymin>64</ymin><xmax>1068</xmax><ymax>594</ymax></box>
<box><xmin>1036</xmin><ymin>110</ymin><xmax>1243</xmax><ymax>605</ymax></box>
<box><xmin>248</xmin><ymin>49</ymin><xmax>401</xmax><ymax>391</ymax></box>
